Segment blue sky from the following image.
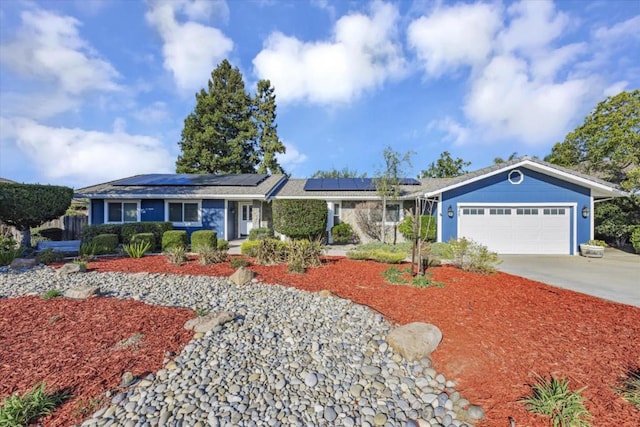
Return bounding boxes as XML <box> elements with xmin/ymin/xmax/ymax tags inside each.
<box><xmin>0</xmin><ymin>0</ymin><xmax>638</xmax><ymax>188</ymax></box>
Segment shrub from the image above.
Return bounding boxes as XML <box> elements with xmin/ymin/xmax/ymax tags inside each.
<box><xmin>346</xmin><ymin>242</ymin><xmax>410</xmax><ymax>264</ymax></box>
<box><xmin>272</xmin><ymin>199</ymin><xmax>327</xmax><ymax>240</ymax></box>
<box><xmin>0</xmin><ymin>235</ymin><xmax>18</xmax><ymax>251</ymax></box>
<box><xmin>615</xmin><ymin>367</ymin><xmax>640</xmax><ymax>410</ymax></box>
<box><xmin>36</xmin><ymin>248</ymin><xmax>63</xmax><ymax>265</ymax></box>
<box><xmin>121</xmin><ymin>222</ymin><xmax>172</xmax><ymax>249</ymax></box>
<box><xmin>162</xmin><ymin>230</ymin><xmax>187</xmax><ymax>251</ymax></box>
<box><xmin>631</xmin><ymin>227</ymin><xmax>640</xmax><ymax>254</ymax></box>
<box><xmin>443</xmin><ymin>238</ymin><xmax>501</xmax><ymax>274</ymax></box>
<box><xmin>398</xmin><ymin>215</ymin><xmax>437</xmax><ymax>242</ymax></box>
<box><xmin>0</xmin><ymin>382</ymin><xmax>70</xmax><ymax>427</ymax></box>
<box><xmin>191</xmin><ymin>230</ymin><xmax>217</xmax><ymax>253</ymax></box>
<box><xmin>287</xmin><ymin>239</ymin><xmax>323</xmax><ymax>272</ymax></box>
<box><xmin>520</xmin><ymin>375</ymin><xmax>591</xmax><ymax>427</ymax></box>
<box><xmin>130</xmin><ymin>233</ymin><xmax>155</xmax><ymax>249</ymax></box>
<box><xmin>586</xmin><ymin>239</ymin><xmax>608</xmax><ymax>247</ymax></box>
<box><xmin>331</xmin><ymin>222</ymin><xmax>354</xmax><ymax>244</ymax></box>
<box><xmin>77</xmin><ymin>242</ymin><xmax>98</xmax><ymax>262</ymax></box>
<box><xmin>42</xmin><ymin>289</ymin><xmax>63</xmax><ymax>300</ymax></box>
<box><xmin>240</xmin><ymin>240</ymin><xmax>262</xmax><ymax>257</ymax></box>
<box><xmin>123</xmin><ymin>241</ymin><xmax>152</xmax><ymax>258</ymax></box>
<box><xmin>256</xmin><ymin>239</ymin><xmax>288</xmax><ymax>265</ymax></box>
<box><xmin>217</xmin><ymin>239</ymin><xmax>229</xmax><ymax>251</ymax></box>
<box><xmin>249</xmin><ymin>227</ymin><xmax>274</xmax><ymax>241</ymax></box>
<box><xmin>0</xmin><ymin>247</ymin><xmax>24</xmax><ymax>266</ymax></box>
<box><xmin>92</xmin><ymin>234</ymin><xmax>119</xmax><ymax>255</ymax></box>
<box><xmin>81</xmin><ymin>224</ymin><xmax>123</xmax><ymax>244</ymax></box>
<box><xmin>229</xmin><ymin>257</ymin><xmax>249</xmax><ymax>269</ymax></box>
<box><xmin>165</xmin><ymin>245</ymin><xmax>187</xmax><ymax>265</ymax></box>
<box><xmin>198</xmin><ymin>246</ymin><xmax>227</xmax><ymax>265</ymax></box>
<box><xmin>71</xmin><ymin>260</ymin><xmax>87</xmax><ymax>271</ymax></box>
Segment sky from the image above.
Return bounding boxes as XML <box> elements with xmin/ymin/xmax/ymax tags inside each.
<box><xmin>0</xmin><ymin>0</ymin><xmax>638</xmax><ymax>188</ymax></box>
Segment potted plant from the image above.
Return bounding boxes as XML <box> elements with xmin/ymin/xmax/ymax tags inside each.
<box><xmin>579</xmin><ymin>239</ymin><xmax>606</xmax><ymax>258</ymax></box>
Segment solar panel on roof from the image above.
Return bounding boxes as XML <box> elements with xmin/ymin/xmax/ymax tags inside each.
<box><xmin>303</xmin><ymin>179</ymin><xmax>323</xmax><ymax>191</ymax></box>
<box><xmin>113</xmin><ymin>174</ymin><xmax>269</xmax><ymax>187</ymax></box>
<box><xmin>399</xmin><ymin>178</ymin><xmax>421</xmax><ymax>185</ymax></box>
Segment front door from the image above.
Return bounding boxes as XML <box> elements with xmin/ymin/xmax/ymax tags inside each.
<box><xmin>239</xmin><ymin>203</ymin><xmax>253</xmax><ymax>237</ymax></box>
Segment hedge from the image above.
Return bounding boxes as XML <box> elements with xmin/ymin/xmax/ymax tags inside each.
<box><xmin>248</xmin><ymin>227</ymin><xmax>274</xmax><ymax>241</ymax></box>
<box><xmin>631</xmin><ymin>226</ymin><xmax>640</xmax><ymax>254</ymax></box>
<box><xmin>81</xmin><ymin>224</ymin><xmax>123</xmax><ymax>244</ymax></box>
<box><xmin>191</xmin><ymin>230</ymin><xmax>217</xmax><ymax>253</ymax></box>
<box><xmin>162</xmin><ymin>230</ymin><xmax>187</xmax><ymax>251</ymax></box>
<box><xmin>121</xmin><ymin>222</ymin><xmax>172</xmax><ymax>249</ymax></box>
<box><xmin>272</xmin><ymin>199</ymin><xmax>327</xmax><ymax>240</ymax></box>
<box><xmin>93</xmin><ymin>234</ymin><xmax>119</xmax><ymax>254</ymax></box>
<box><xmin>130</xmin><ymin>233</ymin><xmax>155</xmax><ymax>249</ymax></box>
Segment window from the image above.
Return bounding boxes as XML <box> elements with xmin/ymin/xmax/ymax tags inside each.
<box><xmin>385</xmin><ymin>204</ymin><xmax>400</xmax><ymax>223</ymax></box>
<box><xmin>167</xmin><ymin>201</ymin><xmax>201</xmax><ymax>225</ymax></box>
<box><xmin>489</xmin><ymin>208</ymin><xmax>511</xmax><ymax>215</ymax></box>
<box><xmin>543</xmin><ymin>208</ymin><xmax>565</xmax><ymax>215</ymax></box>
<box><xmin>333</xmin><ymin>203</ymin><xmax>341</xmax><ymax>225</ymax></box>
<box><xmin>516</xmin><ymin>208</ymin><xmax>539</xmax><ymax>215</ymax></box>
<box><xmin>462</xmin><ymin>208</ymin><xmax>485</xmax><ymax>215</ymax></box>
<box><xmin>106</xmin><ymin>201</ymin><xmax>139</xmax><ymax>223</ymax></box>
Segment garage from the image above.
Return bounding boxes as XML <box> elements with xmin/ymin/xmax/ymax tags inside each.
<box><xmin>457</xmin><ymin>205</ymin><xmax>572</xmax><ymax>254</ymax></box>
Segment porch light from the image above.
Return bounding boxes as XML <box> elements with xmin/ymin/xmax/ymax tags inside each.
<box><xmin>582</xmin><ymin>205</ymin><xmax>589</xmax><ymax>218</ymax></box>
<box><xmin>447</xmin><ymin>205</ymin><xmax>454</xmax><ymax>218</ymax></box>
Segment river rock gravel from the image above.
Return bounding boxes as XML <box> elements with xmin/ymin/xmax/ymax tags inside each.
<box><xmin>1</xmin><ymin>266</ymin><xmax>477</xmax><ymax>426</ymax></box>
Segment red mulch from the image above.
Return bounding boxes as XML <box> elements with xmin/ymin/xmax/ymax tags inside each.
<box><xmin>3</xmin><ymin>254</ymin><xmax>640</xmax><ymax>426</ymax></box>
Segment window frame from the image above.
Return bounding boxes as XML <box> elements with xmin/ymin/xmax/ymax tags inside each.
<box><xmin>384</xmin><ymin>202</ymin><xmax>402</xmax><ymax>224</ymax></box>
<box><xmin>165</xmin><ymin>200</ymin><xmax>202</xmax><ymax>227</ymax></box>
<box><xmin>104</xmin><ymin>200</ymin><xmax>141</xmax><ymax>224</ymax></box>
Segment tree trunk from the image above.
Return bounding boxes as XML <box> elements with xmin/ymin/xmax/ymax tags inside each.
<box><xmin>381</xmin><ymin>198</ymin><xmax>386</xmax><ymax>243</ymax></box>
<box><xmin>18</xmin><ymin>228</ymin><xmax>31</xmax><ymax>248</ymax></box>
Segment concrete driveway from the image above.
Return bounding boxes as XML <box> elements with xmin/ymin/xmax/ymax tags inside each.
<box><xmin>498</xmin><ymin>249</ymin><xmax>640</xmax><ymax>307</ymax></box>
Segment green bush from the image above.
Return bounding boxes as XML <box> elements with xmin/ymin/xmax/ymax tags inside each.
<box><xmin>77</xmin><ymin>242</ymin><xmax>98</xmax><ymax>261</ymax></box>
<box><xmin>256</xmin><ymin>239</ymin><xmax>288</xmax><ymax>265</ymax></box>
<box><xmin>36</xmin><ymin>248</ymin><xmax>63</xmax><ymax>265</ymax></box>
<box><xmin>586</xmin><ymin>239</ymin><xmax>608</xmax><ymax>247</ymax></box>
<box><xmin>130</xmin><ymin>233</ymin><xmax>155</xmax><ymax>249</ymax></box>
<box><xmin>287</xmin><ymin>239</ymin><xmax>323</xmax><ymax>272</ymax></box>
<box><xmin>81</xmin><ymin>224</ymin><xmax>122</xmax><ymax>244</ymax></box>
<box><xmin>347</xmin><ymin>242</ymin><xmax>410</xmax><ymax>264</ymax></box>
<box><xmin>198</xmin><ymin>246</ymin><xmax>227</xmax><ymax>265</ymax></box>
<box><xmin>631</xmin><ymin>227</ymin><xmax>640</xmax><ymax>254</ymax></box>
<box><xmin>121</xmin><ymin>222</ymin><xmax>172</xmax><ymax>249</ymax></box>
<box><xmin>272</xmin><ymin>199</ymin><xmax>327</xmax><ymax>240</ymax></box>
<box><xmin>123</xmin><ymin>241</ymin><xmax>152</xmax><ymax>258</ymax></box>
<box><xmin>443</xmin><ymin>238</ymin><xmax>501</xmax><ymax>274</ymax></box>
<box><xmin>0</xmin><ymin>235</ymin><xmax>17</xmax><ymax>251</ymax></box>
<box><xmin>217</xmin><ymin>239</ymin><xmax>229</xmax><ymax>251</ymax></box>
<box><xmin>248</xmin><ymin>227</ymin><xmax>273</xmax><ymax>241</ymax></box>
<box><xmin>162</xmin><ymin>230</ymin><xmax>187</xmax><ymax>251</ymax></box>
<box><xmin>240</xmin><ymin>240</ymin><xmax>262</xmax><ymax>257</ymax></box>
<box><xmin>93</xmin><ymin>234</ymin><xmax>119</xmax><ymax>255</ymax></box>
<box><xmin>0</xmin><ymin>247</ymin><xmax>24</xmax><ymax>266</ymax></box>
<box><xmin>520</xmin><ymin>375</ymin><xmax>591</xmax><ymax>427</ymax></box>
<box><xmin>191</xmin><ymin>230</ymin><xmax>217</xmax><ymax>253</ymax></box>
<box><xmin>0</xmin><ymin>382</ymin><xmax>70</xmax><ymax>427</ymax></box>
<box><xmin>229</xmin><ymin>257</ymin><xmax>249</xmax><ymax>269</ymax></box>
<box><xmin>398</xmin><ymin>215</ymin><xmax>437</xmax><ymax>242</ymax></box>
<box><xmin>331</xmin><ymin>222</ymin><xmax>354</xmax><ymax>244</ymax></box>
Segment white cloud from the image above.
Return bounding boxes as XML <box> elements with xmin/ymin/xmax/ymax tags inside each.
<box><xmin>603</xmin><ymin>81</ymin><xmax>628</xmax><ymax>97</ymax></box>
<box><xmin>1</xmin><ymin>117</ymin><xmax>174</xmax><ymax>185</ymax></box>
<box><xmin>464</xmin><ymin>55</ymin><xmax>590</xmax><ymax>144</ymax></box>
<box><xmin>0</xmin><ymin>8</ymin><xmax>120</xmax><ymax>95</ymax></box>
<box><xmin>146</xmin><ymin>0</ymin><xmax>233</xmax><ymax>93</ymax></box>
<box><xmin>252</xmin><ymin>1</ymin><xmax>405</xmax><ymax>104</ymax></box>
<box><xmin>407</xmin><ymin>2</ymin><xmax>501</xmax><ymax>77</ymax></box>
<box><xmin>132</xmin><ymin>101</ymin><xmax>171</xmax><ymax>123</ymax></box>
<box><xmin>594</xmin><ymin>15</ymin><xmax>640</xmax><ymax>42</ymax></box>
<box><xmin>429</xmin><ymin>117</ymin><xmax>470</xmax><ymax>146</ymax></box>
<box><xmin>0</xmin><ymin>91</ymin><xmax>80</xmax><ymax>120</ymax></box>
<box><xmin>277</xmin><ymin>142</ymin><xmax>307</xmax><ymax>170</ymax></box>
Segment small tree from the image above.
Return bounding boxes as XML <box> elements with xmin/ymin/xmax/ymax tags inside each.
<box><xmin>0</xmin><ymin>183</ymin><xmax>73</xmax><ymax>247</ymax></box>
<box><xmin>419</xmin><ymin>151</ymin><xmax>471</xmax><ymax>178</ymax></box>
<box><xmin>311</xmin><ymin>167</ymin><xmax>366</xmax><ymax>178</ymax></box>
<box><xmin>272</xmin><ymin>199</ymin><xmax>327</xmax><ymax>240</ymax></box>
<box><xmin>354</xmin><ymin>201</ymin><xmax>389</xmax><ymax>242</ymax></box>
<box><xmin>375</xmin><ymin>147</ymin><xmax>414</xmax><ymax>243</ymax></box>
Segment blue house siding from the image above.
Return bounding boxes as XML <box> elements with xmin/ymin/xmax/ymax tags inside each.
<box><xmin>441</xmin><ymin>167</ymin><xmax>591</xmax><ymax>254</ymax></box>
<box><xmin>141</xmin><ymin>200</ymin><xmax>164</xmax><ymax>221</ymax></box>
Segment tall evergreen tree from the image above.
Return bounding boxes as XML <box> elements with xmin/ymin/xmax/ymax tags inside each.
<box><xmin>254</xmin><ymin>80</ymin><xmax>286</xmax><ymax>174</ymax></box>
<box><xmin>176</xmin><ymin>60</ymin><xmax>258</xmax><ymax>174</ymax></box>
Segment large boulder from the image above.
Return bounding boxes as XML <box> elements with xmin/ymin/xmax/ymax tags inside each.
<box><xmin>56</xmin><ymin>263</ymin><xmax>85</xmax><ymax>275</ymax></box>
<box><xmin>64</xmin><ymin>285</ymin><xmax>100</xmax><ymax>299</ymax></box>
<box><xmin>184</xmin><ymin>311</ymin><xmax>235</xmax><ymax>333</ymax></box>
<box><xmin>229</xmin><ymin>267</ymin><xmax>255</xmax><ymax>286</ymax></box>
<box><xmin>9</xmin><ymin>258</ymin><xmax>36</xmax><ymax>270</ymax></box>
<box><xmin>386</xmin><ymin>322</ymin><xmax>442</xmax><ymax>362</ymax></box>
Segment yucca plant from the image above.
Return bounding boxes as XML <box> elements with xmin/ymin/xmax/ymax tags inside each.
<box><xmin>520</xmin><ymin>375</ymin><xmax>591</xmax><ymax>426</ymax></box>
<box><xmin>165</xmin><ymin>245</ymin><xmax>187</xmax><ymax>265</ymax></box>
<box><xmin>198</xmin><ymin>245</ymin><xmax>227</xmax><ymax>265</ymax></box>
<box><xmin>123</xmin><ymin>241</ymin><xmax>152</xmax><ymax>258</ymax></box>
<box><xmin>0</xmin><ymin>382</ymin><xmax>70</xmax><ymax>427</ymax></box>
<box><xmin>78</xmin><ymin>242</ymin><xmax>98</xmax><ymax>261</ymax></box>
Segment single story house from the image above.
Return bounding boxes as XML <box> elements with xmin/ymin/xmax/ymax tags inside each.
<box><xmin>75</xmin><ymin>157</ymin><xmax>627</xmax><ymax>255</ymax></box>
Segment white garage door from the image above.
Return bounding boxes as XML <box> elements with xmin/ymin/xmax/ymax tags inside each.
<box><xmin>457</xmin><ymin>206</ymin><xmax>571</xmax><ymax>254</ymax></box>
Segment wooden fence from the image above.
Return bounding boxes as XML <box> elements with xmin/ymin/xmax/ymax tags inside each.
<box><xmin>1</xmin><ymin>214</ymin><xmax>87</xmax><ymax>242</ymax></box>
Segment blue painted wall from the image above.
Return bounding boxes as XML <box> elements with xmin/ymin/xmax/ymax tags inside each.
<box><xmin>441</xmin><ymin>167</ymin><xmax>591</xmax><ymax>253</ymax></box>
<box><xmin>141</xmin><ymin>200</ymin><xmax>164</xmax><ymax>221</ymax></box>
